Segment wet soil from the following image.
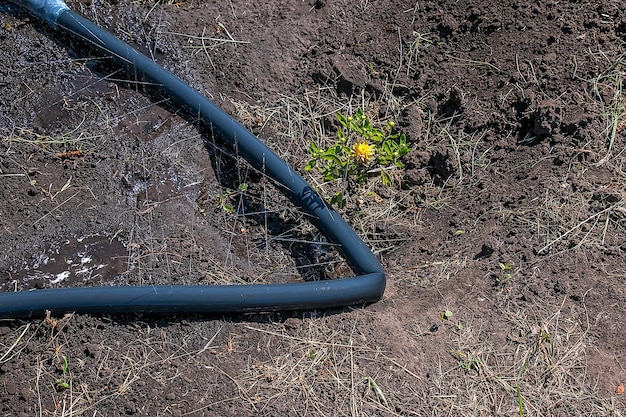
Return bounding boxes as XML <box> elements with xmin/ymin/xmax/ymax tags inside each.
<box><xmin>1</xmin><ymin>0</ymin><xmax>625</xmax><ymax>415</ymax></box>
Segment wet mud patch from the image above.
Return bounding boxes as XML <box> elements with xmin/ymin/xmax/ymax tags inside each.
<box><xmin>0</xmin><ymin>234</ymin><xmax>127</xmax><ymax>291</ymax></box>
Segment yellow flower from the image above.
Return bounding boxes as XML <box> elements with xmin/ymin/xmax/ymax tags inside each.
<box><xmin>351</xmin><ymin>141</ymin><xmax>375</xmax><ymax>163</ymax></box>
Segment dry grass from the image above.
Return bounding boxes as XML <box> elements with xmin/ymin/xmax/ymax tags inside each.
<box><xmin>494</xmin><ymin>168</ymin><xmax>626</xmax><ymax>259</ymax></box>
<box><xmin>2</xmin><ymin>123</ymin><xmax>101</xmax><ymax>156</ymax></box>
<box><xmin>0</xmin><ymin>314</ymin><xmax>225</xmax><ymax>417</ymax></box>
<box><xmin>505</xmin><ymin>58</ymin><xmax>626</xmax><ymax>257</ymax></box>
<box><xmin>159</xmin><ymin>24</ymin><xmax>250</xmax><ymax>71</ymax></box>
<box><xmin>231</xmin><ymin>316</ymin><xmax>422</xmax><ymax>416</ymax></box>
<box><xmin>429</xmin><ymin>302</ymin><xmax>623</xmax><ymax>417</ymax></box>
<box><xmin>588</xmin><ymin>53</ymin><xmax>626</xmax><ymax>166</ymax></box>
<box><xmin>396</xmin><ymin>256</ymin><xmax>469</xmax><ymax>287</ymax></box>
<box><xmin>1</xmin><ymin>302</ymin><xmax>621</xmax><ymax>417</ymax></box>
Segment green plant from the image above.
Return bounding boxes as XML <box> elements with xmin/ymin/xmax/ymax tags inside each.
<box><xmin>56</xmin><ymin>355</ymin><xmax>71</xmax><ymax>390</ymax></box>
<box><xmin>305</xmin><ymin>108</ymin><xmax>411</xmax><ymax>190</ymax></box>
<box><xmin>329</xmin><ymin>191</ymin><xmax>346</xmax><ymax>209</ymax></box>
<box><xmin>218</xmin><ymin>183</ymin><xmax>248</xmax><ymax>214</ymax></box>
<box><xmin>440</xmin><ymin>309</ymin><xmax>453</xmax><ymax>321</ymax></box>
<box><xmin>451</xmin><ymin>349</ymin><xmax>481</xmax><ymax>372</ymax></box>
<box><xmin>516</xmin><ymin>355</ymin><xmax>529</xmax><ymax>417</ymax></box>
<box><xmin>440</xmin><ymin>309</ymin><xmax>464</xmax><ymax>330</ymax></box>
<box><xmin>364</xmin><ymin>376</ymin><xmax>389</xmax><ymax>407</ymax></box>
<box><xmin>497</xmin><ymin>261</ymin><xmax>513</xmax><ymax>286</ymax></box>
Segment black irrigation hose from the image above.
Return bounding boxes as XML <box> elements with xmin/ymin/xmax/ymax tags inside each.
<box><xmin>0</xmin><ymin>0</ymin><xmax>386</xmax><ymax>318</ymax></box>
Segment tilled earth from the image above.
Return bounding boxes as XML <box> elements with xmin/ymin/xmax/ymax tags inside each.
<box><xmin>1</xmin><ymin>0</ymin><xmax>625</xmax><ymax>416</ymax></box>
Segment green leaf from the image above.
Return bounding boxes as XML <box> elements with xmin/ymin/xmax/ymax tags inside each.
<box><xmin>380</xmin><ymin>170</ymin><xmax>392</xmax><ymax>187</ymax></box>
<box><xmin>370</xmin><ymin>131</ymin><xmax>384</xmax><ymax>143</ymax></box>
<box><xmin>309</xmin><ymin>141</ymin><xmax>320</xmax><ymax>156</ymax></box>
<box><xmin>323</xmin><ymin>172</ymin><xmax>338</xmax><ymax>182</ymax></box>
<box><xmin>382</xmin><ymin>141</ymin><xmax>393</xmax><ymax>157</ymax></box>
<box><xmin>61</xmin><ymin>356</ymin><xmax>69</xmax><ymax>374</ymax></box>
<box><xmin>223</xmin><ymin>203</ymin><xmax>235</xmax><ymax>214</ymax></box>
<box><xmin>337</xmin><ymin>113</ymin><xmax>348</xmax><ymax>127</ymax></box>
<box><xmin>322</xmin><ymin>153</ymin><xmax>342</xmax><ymax>165</ymax></box>
<box><xmin>56</xmin><ymin>379</ymin><xmax>70</xmax><ymax>390</ymax></box>
<box><xmin>330</xmin><ymin>191</ymin><xmax>346</xmax><ymax>208</ymax></box>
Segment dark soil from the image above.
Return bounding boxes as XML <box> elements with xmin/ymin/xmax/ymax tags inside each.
<box><xmin>1</xmin><ymin>0</ymin><xmax>625</xmax><ymax>415</ymax></box>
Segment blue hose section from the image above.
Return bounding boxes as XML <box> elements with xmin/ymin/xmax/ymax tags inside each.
<box><xmin>0</xmin><ymin>2</ymin><xmax>386</xmax><ymax>318</ymax></box>
<box><xmin>11</xmin><ymin>0</ymin><xmax>67</xmax><ymax>25</ymax></box>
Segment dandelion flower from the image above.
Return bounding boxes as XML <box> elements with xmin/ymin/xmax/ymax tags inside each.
<box><xmin>351</xmin><ymin>141</ymin><xmax>375</xmax><ymax>163</ymax></box>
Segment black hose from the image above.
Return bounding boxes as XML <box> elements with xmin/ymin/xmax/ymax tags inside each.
<box><xmin>0</xmin><ymin>0</ymin><xmax>385</xmax><ymax>318</ymax></box>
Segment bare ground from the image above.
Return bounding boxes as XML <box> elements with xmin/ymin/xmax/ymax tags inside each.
<box><xmin>1</xmin><ymin>0</ymin><xmax>625</xmax><ymax>415</ymax></box>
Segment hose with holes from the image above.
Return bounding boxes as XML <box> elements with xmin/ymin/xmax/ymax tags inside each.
<box><xmin>0</xmin><ymin>0</ymin><xmax>385</xmax><ymax>318</ymax></box>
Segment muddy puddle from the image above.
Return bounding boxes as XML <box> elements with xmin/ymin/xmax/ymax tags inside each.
<box><xmin>0</xmin><ymin>234</ymin><xmax>127</xmax><ymax>291</ymax></box>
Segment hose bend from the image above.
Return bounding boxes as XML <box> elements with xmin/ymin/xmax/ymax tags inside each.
<box><xmin>0</xmin><ymin>0</ymin><xmax>386</xmax><ymax>318</ymax></box>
